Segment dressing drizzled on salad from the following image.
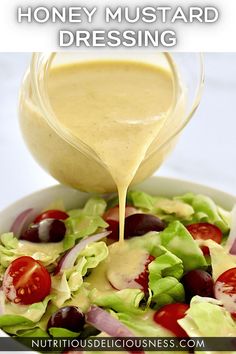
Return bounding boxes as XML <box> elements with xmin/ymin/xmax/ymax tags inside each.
<box><xmin>46</xmin><ymin>59</ymin><xmax>180</xmax><ymax>242</ymax></box>
<box><xmin>0</xmin><ymin>189</ymin><xmax>236</xmax><ymax>353</ymax></box>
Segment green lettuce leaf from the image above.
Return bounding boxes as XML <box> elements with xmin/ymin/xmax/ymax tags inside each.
<box><xmin>159</xmin><ymin>221</ymin><xmax>207</xmax><ymax>271</ymax></box>
<box><xmin>0</xmin><ymin>315</ymin><xmax>34</xmax><ymax>328</ymax></box>
<box><xmin>64</xmin><ymin>215</ymin><xmax>108</xmax><ymax>250</ymax></box>
<box><xmin>89</xmin><ymin>288</ymin><xmax>145</xmax><ymax>315</ymax></box>
<box><xmin>82</xmin><ymin>197</ymin><xmax>107</xmax><ymax>216</ymax></box>
<box><xmin>117</xmin><ymin>311</ymin><xmax>172</xmax><ymax>336</ymax></box>
<box><xmin>128</xmin><ymin>190</ymin><xmax>194</xmax><ymax>221</ymax></box>
<box><xmin>128</xmin><ymin>190</ymin><xmax>230</xmax><ymax>234</ymax></box>
<box><xmin>175</xmin><ymin>193</ymin><xmax>230</xmax><ymax>233</ymax></box>
<box><xmin>48</xmin><ymin>327</ymin><xmax>79</xmax><ymax>338</ymax></box>
<box><xmin>66</xmin><ymin>215</ymin><xmax>107</xmax><ymax>239</ymax></box>
<box><xmin>64</xmin><ymin>197</ymin><xmax>108</xmax><ymax>250</ymax></box>
<box><xmin>0</xmin><ymin>233</ymin><xmax>18</xmax><ymax>268</ymax></box>
<box><xmin>63</xmin><ymin>285</ymin><xmax>91</xmax><ymax>313</ymax></box>
<box><xmin>0</xmin><ymin>291</ymin><xmax>53</xmax><ymax>335</ymax></box>
<box><xmin>128</xmin><ymin>190</ymin><xmax>155</xmax><ymax>210</ymax></box>
<box><xmin>154</xmin><ymin>198</ymin><xmax>194</xmax><ymax>222</ymax></box>
<box><xmin>151</xmin><ymin>277</ymin><xmax>184</xmax><ymax>309</ymax></box>
<box><xmin>68</xmin><ymin>197</ymin><xmax>107</xmax><ymax>218</ymax></box>
<box><xmin>179</xmin><ymin>296</ymin><xmax>236</xmax><ymax>337</ymax></box>
<box><xmin>126</xmin><ymin>231</ymin><xmax>161</xmax><ymax>255</ymax></box>
<box><xmin>18</xmin><ymin>328</ymin><xmax>49</xmax><ymax>337</ymax></box>
<box><xmin>122</xmin><ymin>225</ymin><xmax>195</xmax><ymax>274</ymax></box>
<box><xmin>0</xmin><ymin>233</ymin><xmax>64</xmax><ymax>269</ymax></box>
<box><xmin>148</xmin><ymin>247</ymin><xmax>184</xmax><ymax>307</ymax></box>
<box><xmin>0</xmin><ymin>291</ymin><xmax>52</xmax><ymax>323</ymax></box>
<box><xmin>0</xmin><ymin>233</ymin><xmax>18</xmax><ymax>249</ymax></box>
<box><xmin>51</xmin><ymin>273</ymin><xmax>71</xmax><ymax>308</ymax></box>
<box><xmin>51</xmin><ymin>241</ymin><xmax>108</xmax><ymax>307</ymax></box>
<box><xmin>203</xmin><ymin>239</ymin><xmax>236</xmax><ymax>281</ymax></box>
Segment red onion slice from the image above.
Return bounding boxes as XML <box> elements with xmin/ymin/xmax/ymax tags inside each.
<box><xmin>227</xmin><ymin>205</ymin><xmax>236</xmax><ymax>254</ymax></box>
<box><xmin>230</xmin><ymin>242</ymin><xmax>236</xmax><ymax>255</ymax></box>
<box><xmin>56</xmin><ymin>231</ymin><xmax>110</xmax><ymax>273</ymax></box>
<box><xmin>86</xmin><ymin>305</ymin><xmax>135</xmax><ymax>337</ymax></box>
<box><xmin>86</xmin><ymin>306</ymin><xmax>145</xmax><ymax>354</ymax></box>
<box><xmin>10</xmin><ymin>208</ymin><xmax>35</xmax><ymax>238</ymax></box>
<box><xmin>0</xmin><ymin>290</ymin><xmax>4</xmax><ymax>315</ymax></box>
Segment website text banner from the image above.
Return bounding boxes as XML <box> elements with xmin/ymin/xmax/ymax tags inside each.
<box><xmin>0</xmin><ymin>337</ymin><xmax>236</xmax><ymax>352</ymax></box>
<box><xmin>0</xmin><ymin>0</ymin><xmax>236</xmax><ymax>51</ymax></box>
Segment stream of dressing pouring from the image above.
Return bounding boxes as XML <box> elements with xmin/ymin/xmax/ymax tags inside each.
<box><xmin>45</xmin><ymin>58</ymin><xmax>180</xmax><ymax>242</ymax></box>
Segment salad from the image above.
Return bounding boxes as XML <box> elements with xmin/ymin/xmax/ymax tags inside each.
<box><xmin>0</xmin><ymin>189</ymin><xmax>236</xmax><ymax>353</ymax></box>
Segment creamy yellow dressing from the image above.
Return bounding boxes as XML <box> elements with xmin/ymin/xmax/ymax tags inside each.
<box><xmin>107</xmin><ymin>243</ymin><xmax>148</xmax><ymax>290</ymax></box>
<box><xmin>47</xmin><ymin>60</ymin><xmax>175</xmax><ymax>241</ymax></box>
<box><xmin>17</xmin><ymin>240</ymin><xmax>64</xmax><ymax>266</ymax></box>
<box><xmin>86</xmin><ymin>240</ymin><xmax>149</xmax><ymax>291</ymax></box>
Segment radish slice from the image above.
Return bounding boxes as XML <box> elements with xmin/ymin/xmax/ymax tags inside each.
<box><xmin>226</xmin><ymin>205</ymin><xmax>236</xmax><ymax>254</ymax></box>
<box><xmin>56</xmin><ymin>231</ymin><xmax>110</xmax><ymax>273</ymax></box>
<box><xmin>86</xmin><ymin>305</ymin><xmax>135</xmax><ymax>337</ymax></box>
<box><xmin>10</xmin><ymin>208</ymin><xmax>35</xmax><ymax>238</ymax></box>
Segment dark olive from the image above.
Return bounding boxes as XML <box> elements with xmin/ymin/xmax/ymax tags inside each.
<box><xmin>124</xmin><ymin>213</ymin><xmax>166</xmax><ymax>238</ymax></box>
<box><xmin>20</xmin><ymin>218</ymin><xmax>66</xmax><ymax>243</ymax></box>
<box><xmin>47</xmin><ymin>306</ymin><xmax>85</xmax><ymax>333</ymax></box>
<box><xmin>182</xmin><ymin>269</ymin><xmax>214</xmax><ymax>303</ymax></box>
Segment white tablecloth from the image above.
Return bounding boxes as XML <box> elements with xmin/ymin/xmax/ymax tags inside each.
<box><xmin>0</xmin><ymin>53</ymin><xmax>235</xmax><ymax>210</ymax></box>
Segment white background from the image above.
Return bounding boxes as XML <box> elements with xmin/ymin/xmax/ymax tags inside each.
<box><xmin>0</xmin><ymin>53</ymin><xmax>235</xmax><ymax>210</ymax></box>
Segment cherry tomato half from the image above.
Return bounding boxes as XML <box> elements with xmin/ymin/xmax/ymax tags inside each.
<box><xmin>34</xmin><ymin>209</ymin><xmax>69</xmax><ymax>224</ymax></box>
<box><xmin>186</xmin><ymin>222</ymin><xmax>222</xmax><ymax>255</ymax></box>
<box><xmin>215</xmin><ymin>267</ymin><xmax>236</xmax><ymax>318</ymax></box>
<box><xmin>154</xmin><ymin>303</ymin><xmax>189</xmax><ymax>337</ymax></box>
<box><xmin>3</xmin><ymin>256</ymin><xmax>51</xmax><ymax>305</ymax></box>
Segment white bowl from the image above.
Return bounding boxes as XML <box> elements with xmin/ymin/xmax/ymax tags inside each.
<box><xmin>0</xmin><ymin>176</ymin><xmax>235</xmax><ymax>350</ymax></box>
<box><xmin>1</xmin><ymin>176</ymin><xmax>235</xmax><ymax>233</ymax></box>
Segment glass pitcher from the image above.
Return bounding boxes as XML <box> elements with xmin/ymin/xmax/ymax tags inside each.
<box><xmin>19</xmin><ymin>52</ymin><xmax>204</xmax><ymax>193</ymax></box>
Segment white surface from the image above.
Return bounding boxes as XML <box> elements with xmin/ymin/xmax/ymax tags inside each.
<box><xmin>0</xmin><ymin>53</ymin><xmax>235</xmax><ymax>210</ymax></box>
